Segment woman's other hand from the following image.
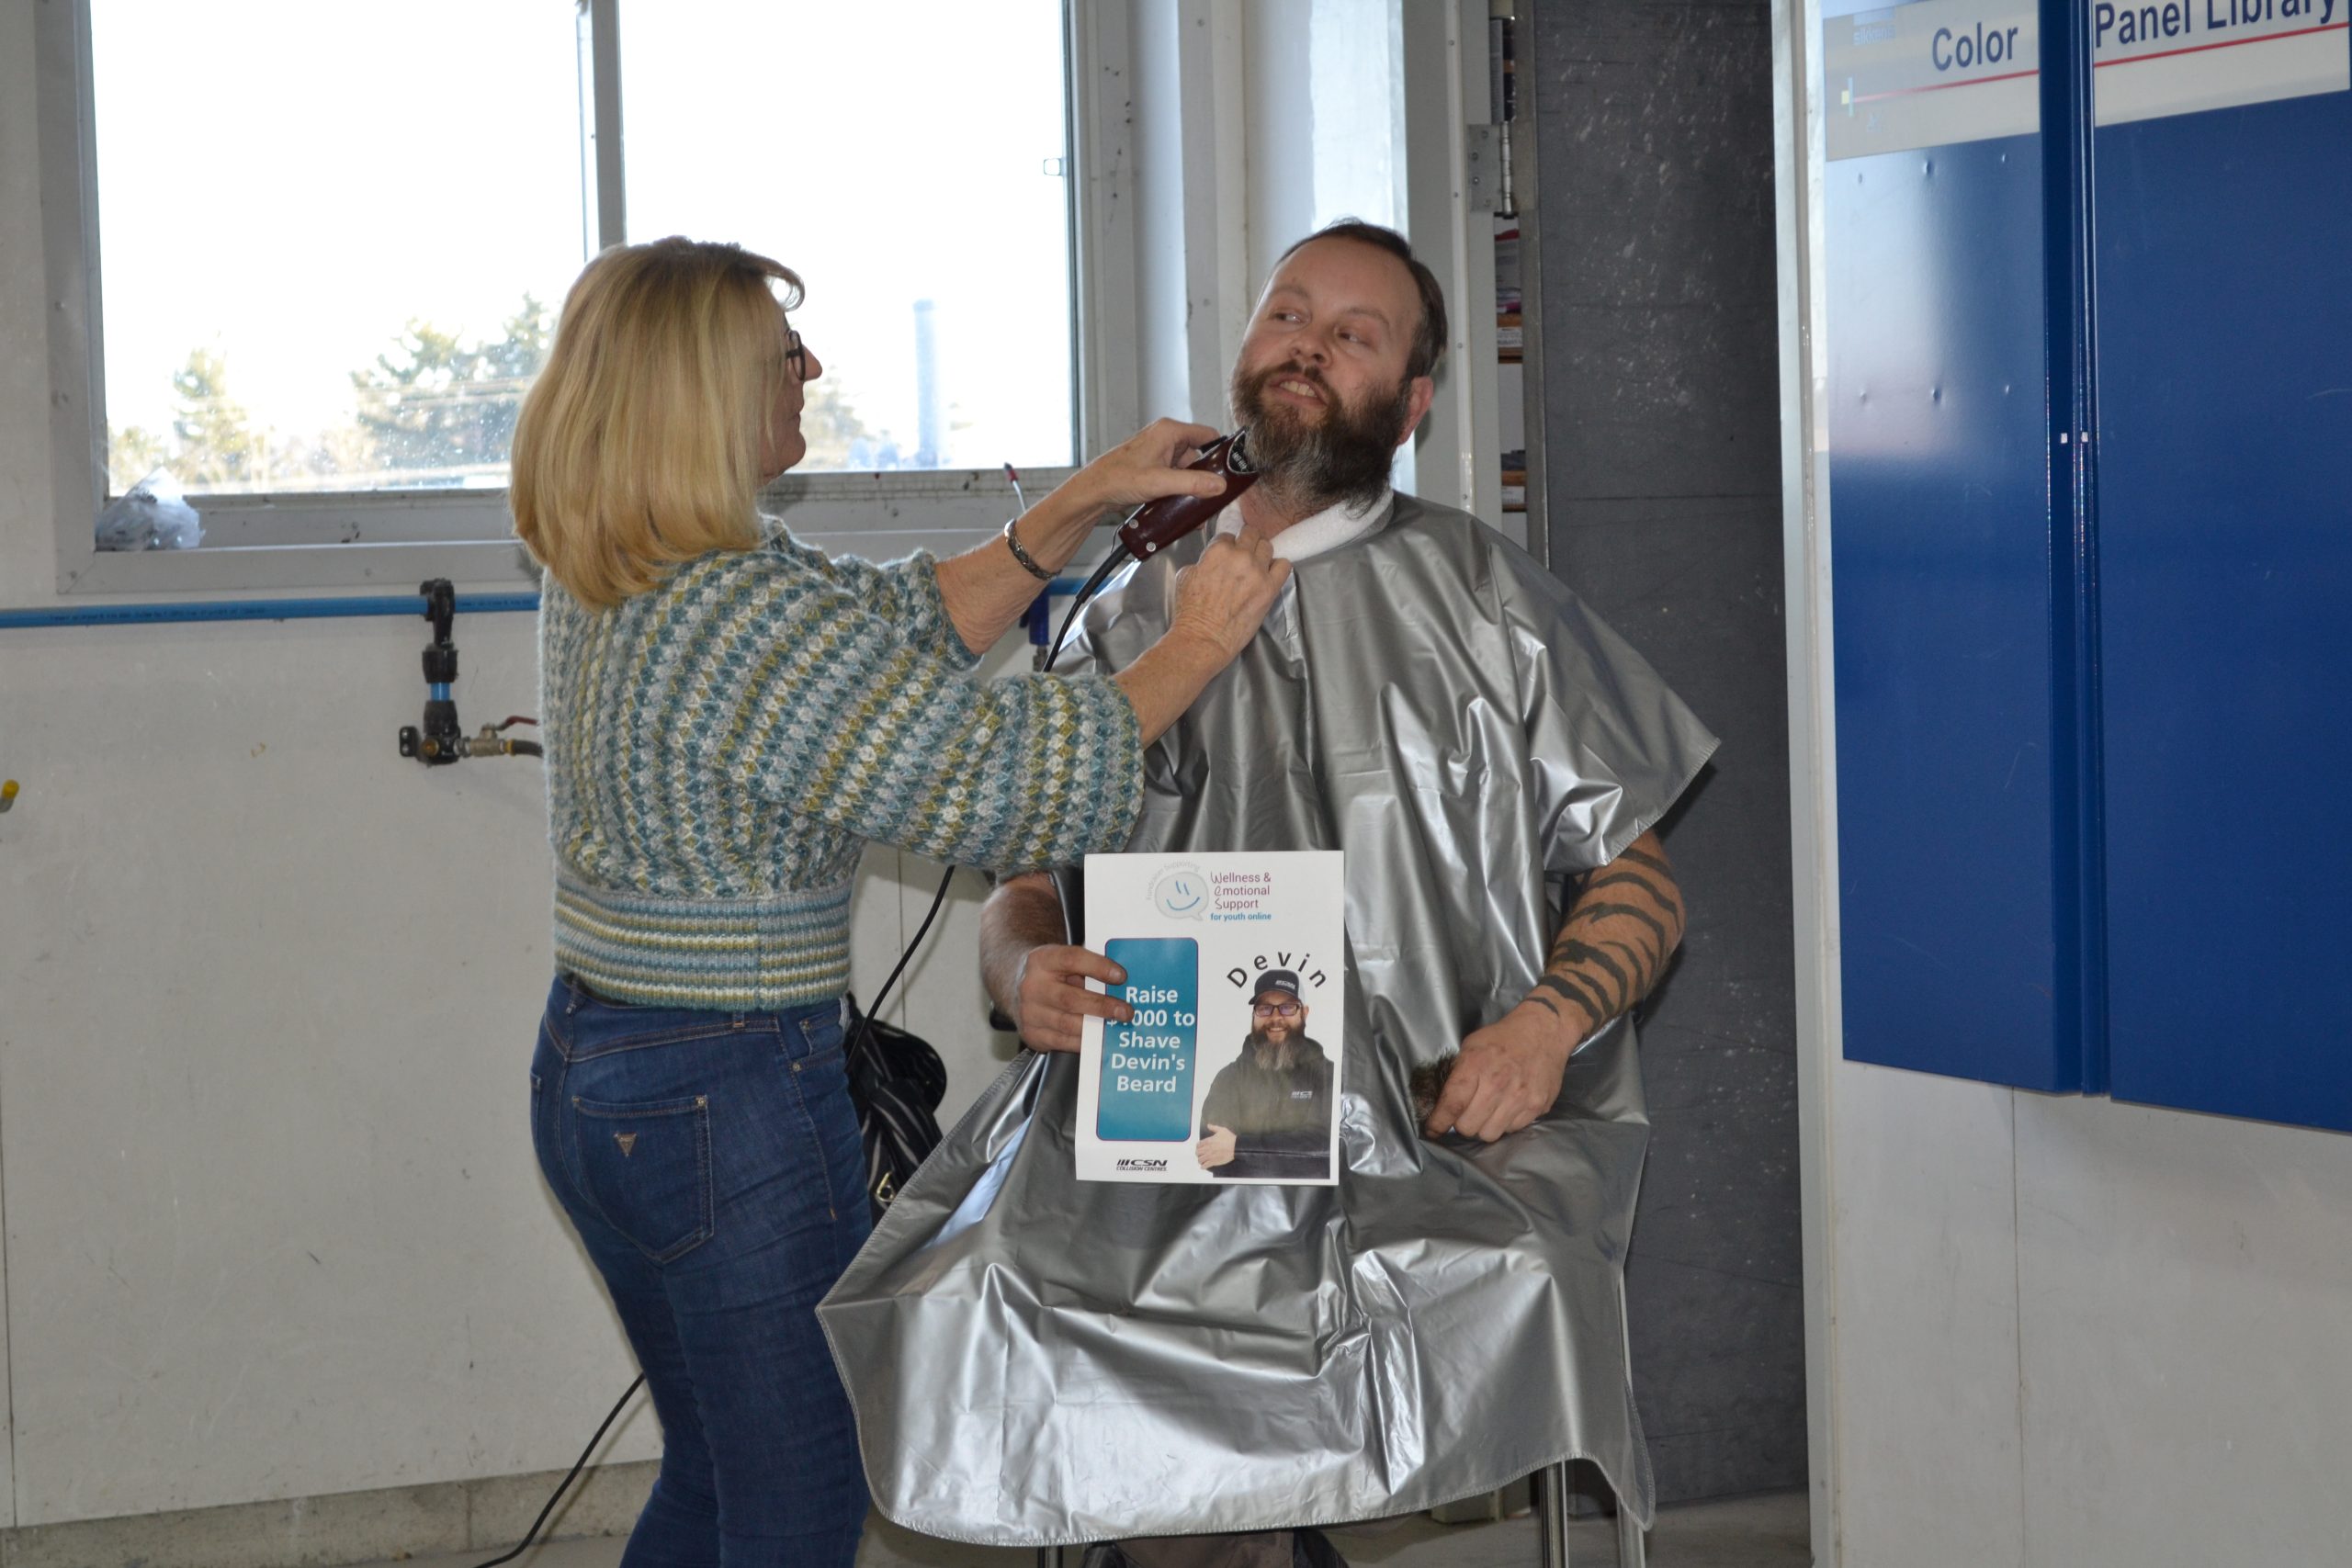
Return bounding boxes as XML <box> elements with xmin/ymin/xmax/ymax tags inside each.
<box><xmin>1168</xmin><ymin>532</ymin><xmax>1291</xmax><ymax>663</ymax></box>
<box><xmin>1113</xmin><ymin>534</ymin><xmax>1290</xmax><ymax>744</ymax></box>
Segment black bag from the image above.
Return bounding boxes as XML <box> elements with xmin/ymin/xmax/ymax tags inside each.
<box><xmin>842</xmin><ymin>994</ymin><xmax>948</xmax><ymax>1222</ymax></box>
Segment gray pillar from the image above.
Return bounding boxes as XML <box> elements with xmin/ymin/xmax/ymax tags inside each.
<box><xmin>1531</xmin><ymin>0</ymin><xmax>1804</xmax><ymax>1506</ymax></box>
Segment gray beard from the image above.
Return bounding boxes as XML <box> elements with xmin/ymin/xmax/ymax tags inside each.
<box><xmin>1231</xmin><ymin>367</ymin><xmax>1413</xmax><ymax>517</ymax></box>
<box><xmin>1247</xmin><ymin>1029</ymin><xmax>1300</xmax><ymax>1072</ymax></box>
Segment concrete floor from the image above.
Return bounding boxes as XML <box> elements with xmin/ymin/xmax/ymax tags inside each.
<box><xmin>363</xmin><ymin>1490</ymin><xmax>1810</xmax><ymax>1568</ymax></box>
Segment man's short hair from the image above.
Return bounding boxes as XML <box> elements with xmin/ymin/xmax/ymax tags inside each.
<box><xmin>1277</xmin><ymin>220</ymin><xmax>1449</xmax><ymax>383</ymax></box>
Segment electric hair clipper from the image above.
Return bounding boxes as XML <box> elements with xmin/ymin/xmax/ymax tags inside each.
<box><xmin>1116</xmin><ymin>428</ymin><xmax>1259</xmax><ymax>559</ymax></box>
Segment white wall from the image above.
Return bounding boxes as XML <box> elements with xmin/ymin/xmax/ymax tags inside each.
<box><xmin>0</xmin><ymin>610</ymin><xmax>1005</xmax><ymax>1531</ymax></box>
<box><xmin>1243</xmin><ymin>2</ymin><xmax>1318</xmax><ymax>288</ymax></box>
<box><xmin>1808</xmin><ymin>1068</ymin><xmax>2352</xmax><ymax>1566</ymax></box>
<box><xmin>0</xmin><ymin>0</ymin><xmax>1486</xmax><ymax>1533</ymax></box>
<box><xmin>1773</xmin><ymin>1</ymin><xmax>2352</xmax><ymax>1562</ymax></box>
<box><xmin>0</xmin><ymin>614</ymin><xmax>641</xmax><ymax>1525</ymax></box>
<box><xmin>1131</xmin><ymin>0</ymin><xmax>1197</xmax><ymax>424</ymax></box>
<box><xmin>1309</xmin><ymin>0</ymin><xmax>1408</xmax><ymax>233</ymax></box>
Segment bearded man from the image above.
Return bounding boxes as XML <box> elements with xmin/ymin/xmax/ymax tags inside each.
<box><xmin>1194</xmin><ymin>971</ymin><xmax>1335</xmax><ymax>1181</ymax></box>
<box><xmin>820</xmin><ymin>222</ymin><xmax>1718</xmax><ymax>1566</ymax></box>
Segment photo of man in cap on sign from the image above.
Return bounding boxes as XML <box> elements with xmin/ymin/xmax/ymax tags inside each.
<box><xmin>1193</xmin><ymin>970</ymin><xmax>1336</xmax><ymax>1181</ymax></box>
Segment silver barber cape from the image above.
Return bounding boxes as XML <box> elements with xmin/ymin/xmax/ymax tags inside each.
<box><xmin>820</xmin><ymin>492</ymin><xmax>1717</xmax><ymax>1546</ymax></box>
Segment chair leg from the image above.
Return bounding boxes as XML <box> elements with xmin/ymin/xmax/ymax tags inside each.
<box><xmin>1036</xmin><ymin>1548</ymin><xmax>1065</xmax><ymax>1568</ymax></box>
<box><xmin>1614</xmin><ymin>1487</ymin><xmax>1645</xmax><ymax>1568</ymax></box>
<box><xmin>1536</xmin><ymin>1461</ymin><xmax>1572</xmax><ymax>1568</ymax></box>
<box><xmin>1612</xmin><ymin>1277</ymin><xmax>1645</xmax><ymax>1568</ymax></box>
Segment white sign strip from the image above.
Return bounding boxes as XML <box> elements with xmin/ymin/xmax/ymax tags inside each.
<box><xmin>2094</xmin><ymin>0</ymin><xmax>2348</xmax><ymax>124</ymax></box>
<box><xmin>1825</xmin><ymin>0</ymin><xmax>2346</xmax><ymax>159</ymax></box>
<box><xmin>1826</xmin><ymin>0</ymin><xmax>2042</xmax><ymax>161</ymax></box>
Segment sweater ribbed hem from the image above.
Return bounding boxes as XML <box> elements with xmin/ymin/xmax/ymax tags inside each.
<box><xmin>552</xmin><ymin>873</ymin><xmax>854</xmax><ymax>1011</ymax></box>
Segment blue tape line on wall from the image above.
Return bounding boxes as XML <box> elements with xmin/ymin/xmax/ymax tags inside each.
<box><xmin>0</xmin><ymin>593</ymin><xmax>543</xmax><ymax>630</ymax></box>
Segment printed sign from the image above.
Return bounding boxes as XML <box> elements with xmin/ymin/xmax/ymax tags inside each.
<box><xmin>1826</xmin><ymin>0</ymin><xmax>2042</xmax><ymax>160</ymax></box>
<box><xmin>1093</xmin><ymin>938</ymin><xmax>1202</xmax><ymax>1144</ymax></box>
<box><xmin>1076</xmin><ymin>851</ymin><xmax>1346</xmax><ymax>1186</ymax></box>
<box><xmin>2094</xmin><ymin>0</ymin><xmax>2347</xmax><ymax>124</ymax></box>
<box><xmin>1826</xmin><ymin>0</ymin><xmax>2346</xmax><ymax>159</ymax></box>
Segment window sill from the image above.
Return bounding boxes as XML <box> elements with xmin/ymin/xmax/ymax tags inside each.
<box><xmin>54</xmin><ymin>466</ymin><xmax>1076</xmax><ymax>598</ymax></box>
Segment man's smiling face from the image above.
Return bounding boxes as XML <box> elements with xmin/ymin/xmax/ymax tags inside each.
<box><xmin>1227</xmin><ymin>237</ymin><xmax>1436</xmax><ymax>512</ymax></box>
<box><xmin>1251</xmin><ymin>992</ymin><xmax>1305</xmax><ymax>1046</ymax></box>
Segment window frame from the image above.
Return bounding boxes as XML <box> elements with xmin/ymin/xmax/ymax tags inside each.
<box><xmin>39</xmin><ymin>0</ymin><xmax>1134</xmax><ymax>595</ymax></box>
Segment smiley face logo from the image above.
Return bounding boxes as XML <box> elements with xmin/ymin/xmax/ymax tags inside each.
<box><xmin>1148</xmin><ymin>863</ymin><xmax>1208</xmax><ymax>920</ymax></box>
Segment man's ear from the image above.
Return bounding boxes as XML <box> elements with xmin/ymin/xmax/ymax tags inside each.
<box><xmin>1394</xmin><ymin>376</ymin><xmax>1437</xmax><ymax>448</ymax></box>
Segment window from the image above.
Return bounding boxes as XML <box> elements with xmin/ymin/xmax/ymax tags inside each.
<box><xmin>43</xmin><ymin>0</ymin><xmax>1104</xmax><ymax>594</ymax></box>
<box><xmin>620</xmin><ymin>2</ymin><xmax>1075</xmax><ymax>475</ymax></box>
<box><xmin>90</xmin><ymin>2</ymin><xmax>586</xmax><ymax>502</ymax></box>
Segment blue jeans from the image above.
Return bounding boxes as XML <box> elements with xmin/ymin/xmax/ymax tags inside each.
<box><xmin>530</xmin><ymin>976</ymin><xmax>873</xmax><ymax>1567</ymax></box>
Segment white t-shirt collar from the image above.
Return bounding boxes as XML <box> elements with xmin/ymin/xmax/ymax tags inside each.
<box><xmin>1211</xmin><ymin>488</ymin><xmax>1395</xmax><ymax>564</ymax></box>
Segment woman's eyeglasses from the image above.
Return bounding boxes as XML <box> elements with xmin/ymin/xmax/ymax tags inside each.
<box><xmin>786</xmin><ymin>328</ymin><xmax>812</xmax><ymax>382</ymax></box>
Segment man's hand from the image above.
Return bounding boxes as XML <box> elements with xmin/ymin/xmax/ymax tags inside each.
<box><xmin>1196</xmin><ymin>1123</ymin><xmax>1238</xmax><ymax>1169</ymax></box>
<box><xmin>1423</xmin><ymin>828</ymin><xmax>1685</xmax><ymax>1142</ymax></box>
<box><xmin>1423</xmin><ymin>1002</ymin><xmax>1578</xmax><ymax>1142</ymax></box>
<box><xmin>1007</xmin><ymin>943</ymin><xmax>1131</xmax><ymax>1055</ymax></box>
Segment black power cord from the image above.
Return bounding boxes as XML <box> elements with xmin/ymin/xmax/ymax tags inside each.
<box><xmin>1047</xmin><ymin>544</ymin><xmax>1132</xmax><ymax>671</ymax></box>
<box><xmin>471</xmin><ymin>1373</ymin><xmax>645</xmax><ymax>1567</ymax></box>
<box><xmin>851</xmin><ymin>858</ymin><xmax>960</xmax><ymax>1062</ymax></box>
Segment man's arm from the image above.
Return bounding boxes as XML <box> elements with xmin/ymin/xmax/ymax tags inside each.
<box><xmin>1423</xmin><ymin>829</ymin><xmax>1686</xmax><ymax>1142</ymax></box>
<box><xmin>979</xmin><ymin>873</ymin><xmax>1134</xmax><ymax>1054</ymax></box>
<box><xmin>1194</xmin><ymin>1069</ymin><xmax>1238</xmax><ymax>1169</ymax></box>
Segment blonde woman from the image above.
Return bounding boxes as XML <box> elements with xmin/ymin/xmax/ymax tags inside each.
<box><xmin>512</xmin><ymin>238</ymin><xmax>1287</xmax><ymax>1567</ymax></box>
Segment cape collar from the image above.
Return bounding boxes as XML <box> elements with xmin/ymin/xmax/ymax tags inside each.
<box><xmin>1211</xmin><ymin>488</ymin><xmax>1396</xmax><ymax>564</ymax></box>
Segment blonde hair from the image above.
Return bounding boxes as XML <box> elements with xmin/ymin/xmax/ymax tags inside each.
<box><xmin>512</xmin><ymin>238</ymin><xmax>803</xmax><ymax>608</ymax></box>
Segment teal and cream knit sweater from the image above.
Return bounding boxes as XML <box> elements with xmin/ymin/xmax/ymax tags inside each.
<box><xmin>539</xmin><ymin>531</ymin><xmax>1143</xmax><ymax>1010</ymax></box>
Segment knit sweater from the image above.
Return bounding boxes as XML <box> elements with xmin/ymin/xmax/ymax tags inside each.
<box><xmin>539</xmin><ymin>530</ymin><xmax>1144</xmax><ymax>1010</ymax></box>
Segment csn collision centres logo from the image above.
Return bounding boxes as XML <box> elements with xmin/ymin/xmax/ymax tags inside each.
<box><xmin>1148</xmin><ymin>863</ymin><xmax>1208</xmax><ymax>920</ymax></box>
<box><xmin>1115</xmin><ymin>1157</ymin><xmax>1170</xmax><ymax>1171</ymax></box>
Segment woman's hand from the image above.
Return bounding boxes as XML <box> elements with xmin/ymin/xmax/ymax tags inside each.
<box><xmin>1113</xmin><ymin>534</ymin><xmax>1291</xmax><ymax>745</ymax></box>
<box><xmin>1168</xmin><ymin>532</ymin><xmax>1292</xmax><ymax>663</ymax></box>
<box><xmin>1068</xmin><ymin>418</ymin><xmax>1232</xmax><ymax>516</ymax></box>
<box><xmin>936</xmin><ymin>418</ymin><xmax>1231</xmax><ymax>655</ymax></box>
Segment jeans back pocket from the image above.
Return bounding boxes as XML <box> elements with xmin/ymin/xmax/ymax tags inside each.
<box><xmin>569</xmin><ymin>1091</ymin><xmax>715</xmax><ymax>1264</ymax></box>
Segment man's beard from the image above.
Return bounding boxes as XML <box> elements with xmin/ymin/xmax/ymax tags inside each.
<box><xmin>1247</xmin><ymin>1027</ymin><xmax>1300</xmax><ymax>1071</ymax></box>
<box><xmin>1230</xmin><ymin>360</ymin><xmax>1412</xmax><ymax>514</ymax></box>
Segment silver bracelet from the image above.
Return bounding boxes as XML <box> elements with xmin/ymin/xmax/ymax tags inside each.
<box><xmin>1001</xmin><ymin>515</ymin><xmax>1053</xmax><ymax>582</ymax></box>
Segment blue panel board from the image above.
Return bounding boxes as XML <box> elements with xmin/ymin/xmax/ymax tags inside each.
<box><xmin>1827</xmin><ymin>132</ymin><xmax>2084</xmax><ymax>1089</ymax></box>
<box><xmin>2094</xmin><ymin>88</ymin><xmax>2352</xmax><ymax>1132</ymax></box>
